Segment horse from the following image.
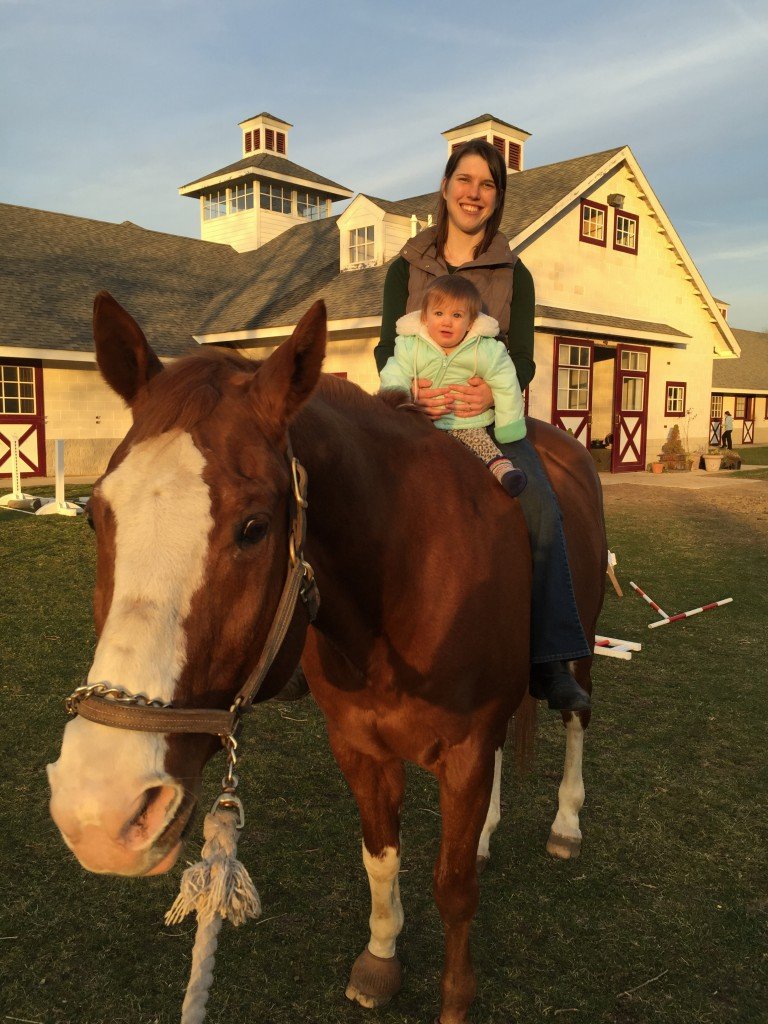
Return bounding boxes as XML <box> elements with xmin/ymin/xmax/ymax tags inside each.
<box><xmin>48</xmin><ymin>293</ymin><xmax>606</xmax><ymax>1024</ymax></box>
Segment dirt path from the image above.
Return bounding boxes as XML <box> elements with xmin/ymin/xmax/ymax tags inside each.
<box><xmin>602</xmin><ymin>478</ymin><xmax>768</xmax><ymax>536</ymax></box>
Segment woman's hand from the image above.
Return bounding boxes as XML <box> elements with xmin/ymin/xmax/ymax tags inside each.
<box><xmin>450</xmin><ymin>377</ymin><xmax>494</xmax><ymax>417</ymax></box>
<box><xmin>413</xmin><ymin>378</ymin><xmax>454</xmax><ymax>420</ymax></box>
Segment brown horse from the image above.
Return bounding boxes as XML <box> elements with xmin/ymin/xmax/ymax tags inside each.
<box><xmin>48</xmin><ymin>293</ymin><xmax>606</xmax><ymax>1024</ymax></box>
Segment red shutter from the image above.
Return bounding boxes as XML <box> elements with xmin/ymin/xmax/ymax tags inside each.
<box><xmin>452</xmin><ymin>143</ymin><xmax>461</xmax><ymax>152</ymax></box>
<box><xmin>276</xmin><ymin>131</ymin><xmax>286</xmax><ymax>154</ymax></box>
<box><xmin>253</xmin><ymin>129</ymin><xmax>260</xmax><ymax>150</ymax></box>
<box><xmin>508</xmin><ymin>142</ymin><xmax>521</xmax><ymax>170</ymax></box>
<box><xmin>492</xmin><ymin>135</ymin><xmax>505</xmax><ymax>154</ymax></box>
<box><xmin>265</xmin><ymin>128</ymin><xmax>275</xmax><ymax>150</ymax></box>
<box><xmin>245</xmin><ymin>131</ymin><xmax>252</xmax><ymax>153</ymax></box>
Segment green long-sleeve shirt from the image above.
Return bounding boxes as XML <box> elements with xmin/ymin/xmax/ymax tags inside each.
<box><xmin>374</xmin><ymin>256</ymin><xmax>536</xmax><ymax>390</ymax></box>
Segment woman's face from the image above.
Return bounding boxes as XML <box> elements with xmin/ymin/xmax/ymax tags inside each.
<box><xmin>441</xmin><ymin>154</ymin><xmax>499</xmax><ymax>237</ymax></box>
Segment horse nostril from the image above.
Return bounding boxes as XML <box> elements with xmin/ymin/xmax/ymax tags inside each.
<box><xmin>122</xmin><ymin>784</ymin><xmax>180</xmax><ymax>848</ymax></box>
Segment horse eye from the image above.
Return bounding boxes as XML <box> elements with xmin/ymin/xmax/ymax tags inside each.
<box><xmin>239</xmin><ymin>516</ymin><xmax>269</xmax><ymax>545</ymax></box>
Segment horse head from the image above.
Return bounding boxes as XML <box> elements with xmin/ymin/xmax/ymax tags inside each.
<box><xmin>48</xmin><ymin>293</ymin><xmax>326</xmax><ymax>876</ymax></box>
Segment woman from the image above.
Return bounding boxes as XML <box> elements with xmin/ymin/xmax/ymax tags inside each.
<box><xmin>374</xmin><ymin>139</ymin><xmax>591</xmax><ymax>711</ymax></box>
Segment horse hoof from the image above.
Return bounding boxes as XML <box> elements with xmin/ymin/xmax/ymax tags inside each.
<box><xmin>345</xmin><ymin>948</ymin><xmax>402</xmax><ymax>1008</ymax></box>
<box><xmin>546</xmin><ymin>831</ymin><xmax>581</xmax><ymax>860</ymax></box>
<box><xmin>476</xmin><ymin>855</ymin><xmax>489</xmax><ymax>875</ymax></box>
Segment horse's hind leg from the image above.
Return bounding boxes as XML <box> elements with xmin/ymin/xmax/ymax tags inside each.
<box><xmin>547</xmin><ymin>709</ymin><xmax>586</xmax><ymax>859</ymax></box>
<box><xmin>476</xmin><ymin>747</ymin><xmax>503</xmax><ymax>870</ymax></box>
<box><xmin>434</xmin><ymin>745</ymin><xmax>496</xmax><ymax>1024</ymax></box>
<box><xmin>327</xmin><ymin>730</ymin><xmax>405</xmax><ymax>1009</ymax></box>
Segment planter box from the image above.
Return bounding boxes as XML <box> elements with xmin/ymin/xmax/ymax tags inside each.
<box><xmin>701</xmin><ymin>454</ymin><xmax>723</xmax><ymax>473</ymax></box>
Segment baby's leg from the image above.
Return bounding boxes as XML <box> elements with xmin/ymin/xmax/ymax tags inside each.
<box><xmin>448</xmin><ymin>428</ymin><xmax>527</xmax><ymax>497</ymax></box>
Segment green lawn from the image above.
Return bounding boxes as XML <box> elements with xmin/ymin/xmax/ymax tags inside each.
<box><xmin>734</xmin><ymin>444</ymin><xmax>768</xmax><ymax>465</ymax></box>
<box><xmin>1</xmin><ymin>489</ymin><xmax>766</xmax><ymax>1023</ymax></box>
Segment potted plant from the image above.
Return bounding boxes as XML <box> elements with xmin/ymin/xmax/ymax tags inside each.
<box><xmin>701</xmin><ymin>448</ymin><xmax>723</xmax><ymax>472</ymax></box>
<box><xmin>659</xmin><ymin>425</ymin><xmax>692</xmax><ymax>471</ymax></box>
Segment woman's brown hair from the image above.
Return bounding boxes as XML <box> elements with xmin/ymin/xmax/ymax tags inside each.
<box><xmin>434</xmin><ymin>139</ymin><xmax>507</xmax><ymax>261</ymax></box>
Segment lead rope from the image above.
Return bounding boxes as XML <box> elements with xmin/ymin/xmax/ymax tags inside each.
<box><xmin>165</xmin><ymin>734</ymin><xmax>261</xmax><ymax>1024</ymax></box>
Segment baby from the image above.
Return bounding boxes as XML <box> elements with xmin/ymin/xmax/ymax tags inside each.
<box><xmin>380</xmin><ymin>275</ymin><xmax>527</xmax><ymax>497</ymax></box>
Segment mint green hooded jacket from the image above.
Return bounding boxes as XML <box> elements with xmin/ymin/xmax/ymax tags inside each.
<box><xmin>379</xmin><ymin>310</ymin><xmax>526</xmax><ymax>444</ymax></box>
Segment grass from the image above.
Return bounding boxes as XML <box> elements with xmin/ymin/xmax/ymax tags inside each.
<box><xmin>734</xmin><ymin>444</ymin><xmax>768</xmax><ymax>465</ymax></box>
<box><xmin>1</xmin><ymin>487</ymin><xmax>767</xmax><ymax>1023</ymax></box>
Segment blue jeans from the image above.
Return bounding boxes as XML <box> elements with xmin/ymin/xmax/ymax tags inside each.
<box><xmin>498</xmin><ymin>436</ymin><xmax>591</xmax><ymax>664</ymax></box>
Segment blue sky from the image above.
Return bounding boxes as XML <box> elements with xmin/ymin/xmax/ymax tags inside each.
<box><xmin>2</xmin><ymin>0</ymin><xmax>766</xmax><ymax>329</ymax></box>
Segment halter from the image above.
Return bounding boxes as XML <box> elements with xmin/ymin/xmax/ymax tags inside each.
<box><xmin>65</xmin><ymin>446</ymin><xmax>320</xmax><ymax>783</ymax></box>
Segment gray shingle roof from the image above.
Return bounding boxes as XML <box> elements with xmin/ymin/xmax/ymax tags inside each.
<box><xmin>180</xmin><ymin>152</ymin><xmax>352</xmax><ymax>196</ymax></box>
<box><xmin>444</xmin><ymin>114</ymin><xmax>529</xmax><ymax>136</ymax></box>
<box><xmin>199</xmin><ymin>147</ymin><xmax>625</xmax><ymax>333</ymax></box>
<box><xmin>713</xmin><ymin>329</ymin><xmax>768</xmax><ymax>391</ymax></box>
<box><xmin>536</xmin><ymin>305</ymin><xmax>690</xmax><ymax>339</ymax></box>
<box><xmin>0</xmin><ymin>203</ymin><xmax>259</xmax><ymax>357</ymax></box>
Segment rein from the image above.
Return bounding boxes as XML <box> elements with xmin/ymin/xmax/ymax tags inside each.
<box><xmin>65</xmin><ymin>447</ymin><xmax>319</xmax><ymax>745</ymax></box>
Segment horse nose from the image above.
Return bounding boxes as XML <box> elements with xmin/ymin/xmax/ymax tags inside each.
<box><xmin>48</xmin><ymin>762</ymin><xmax>182</xmax><ymax>874</ymax></box>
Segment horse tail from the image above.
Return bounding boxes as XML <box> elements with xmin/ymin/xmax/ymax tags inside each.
<box><xmin>510</xmin><ymin>693</ymin><xmax>537</xmax><ymax>775</ymax></box>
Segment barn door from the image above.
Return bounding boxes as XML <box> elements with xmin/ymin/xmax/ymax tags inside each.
<box><xmin>742</xmin><ymin>397</ymin><xmax>755</xmax><ymax>444</ymax></box>
<box><xmin>553</xmin><ymin>338</ymin><xmax>593</xmax><ymax>446</ymax></box>
<box><xmin>709</xmin><ymin>394</ymin><xmax>723</xmax><ymax>445</ymax></box>
<box><xmin>0</xmin><ymin>359</ymin><xmax>46</xmax><ymax>477</ymax></box>
<box><xmin>612</xmin><ymin>345</ymin><xmax>650</xmax><ymax>473</ymax></box>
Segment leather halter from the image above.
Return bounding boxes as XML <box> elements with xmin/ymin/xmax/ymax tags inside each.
<box><xmin>66</xmin><ymin>447</ymin><xmax>320</xmax><ymax>739</ymax></box>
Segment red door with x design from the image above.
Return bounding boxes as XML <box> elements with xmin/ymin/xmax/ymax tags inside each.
<box><xmin>611</xmin><ymin>344</ymin><xmax>650</xmax><ymax>473</ymax></box>
<box><xmin>0</xmin><ymin>359</ymin><xmax>46</xmax><ymax>477</ymax></box>
<box><xmin>552</xmin><ymin>338</ymin><xmax>594</xmax><ymax>446</ymax></box>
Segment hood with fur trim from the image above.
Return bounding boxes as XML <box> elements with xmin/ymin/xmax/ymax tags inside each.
<box><xmin>395</xmin><ymin>310</ymin><xmax>500</xmax><ymax>344</ymax></box>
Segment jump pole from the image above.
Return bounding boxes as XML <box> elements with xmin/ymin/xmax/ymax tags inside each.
<box><xmin>647</xmin><ymin>599</ymin><xmax>733</xmax><ymax>629</ymax></box>
<box><xmin>0</xmin><ymin>432</ymin><xmax>41</xmax><ymax>512</ymax></box>
<box><xmin>36</xmin><ymin>440</ymin><xmax>82</xmax><ymax>517</ymax></box>
<box><xmin>629</xmin><ymin>581</ymin><xmax>668</xmax><ymax>619</ymax></box>
<box><xmin>594</xmin><ymin>634</ymin><xmax>642</xmax><ymax>660</ymax></box>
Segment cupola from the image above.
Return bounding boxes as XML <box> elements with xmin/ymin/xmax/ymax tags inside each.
<box><xmin>442</xmin><ymin>114</ymin><xmax>531</xmax><ymax>173</ymax></box>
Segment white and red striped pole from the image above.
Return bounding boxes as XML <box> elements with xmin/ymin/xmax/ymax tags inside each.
<box><xmin>629</xmin><ymin>581</ymin><xmax>668</xmax><ymax>619</ymax></box>
<box><xmin>647</xmin><ymin>598</ymin><xmax>733</xmax><ymax>629</ymax></box>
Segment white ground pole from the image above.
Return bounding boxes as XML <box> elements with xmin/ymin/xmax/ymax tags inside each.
<box><xmin>0</xmin><ymin>432</ymin><xmax>38</xmax><ymax>507</ymax></box>
<box><xmin>36</xmin><ymin>440</ymin><xmax>83</xmax><ymax>516</ymax></box>
<box><xmin>594</xmin><ymin>634</ymin><xmax>643</xmax><ymax>661</ymax></box>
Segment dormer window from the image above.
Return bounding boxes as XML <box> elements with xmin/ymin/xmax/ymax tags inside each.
<box><xmin>349</xmin><ymin>226</ymin><xmax>375</xmax><ymax>265</ymax></box>
<box><xmin>614</xmin><ymin>211</ymin><xmax>639</xmax><ymax>254</ymax></box>
<box><xmin>580</xmin><ymin>200</ymin><xmax>607</xmax><ymax>247</ymax></box>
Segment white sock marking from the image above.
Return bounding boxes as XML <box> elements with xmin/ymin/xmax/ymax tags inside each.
<box><xmin>362</xmin><ymin>843</ymin><xmax>404</xmax><ymax>959</ymax></box>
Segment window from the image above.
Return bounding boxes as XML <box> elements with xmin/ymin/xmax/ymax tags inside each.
<box><xmin>260</xmin><ymin>182</ymin><xmax>291</xmax><ymax>214</ymax></box>
<box><xmin>735</xmin><ymin>396</ymin><xmax>746</xmax><ymax>419</ymax></box>
<box><xmin>276</xmin><ymin>131</ymin><xmax>286</xmax><ymax>154</ymax></box>
<box><xmin>203</xmin><ymin>190</ymin><xmax>227</xmax><ymax>220</ymax></box>
<box><xmin>665</xmin><ymin>382</ymin><xmax>686</xmax><ymax>416</ymax></box>
<box><xmin>297</xmin><ymin>191</ymin><xmax>327</xmax><ymax>220</ymax></box>
<box><xmin>508</xmin><ymin>142</ymin><xmax>521</xmax><ymax>170</ymax></box>
<box><xmin>252</xmin><ymin>129</ymin><xmax>260</xmax><ymax>150</ymax></box>
<box><xmin>620</xmin><ymin>350</ymin><xmax>648</xmax><ymax>372</ymax></box>
<box><xmin>348</xmin><ymin>226</ymin><xmax>375</xmax><ymax>264</ymax></box>
<box><xmin>710</xmin><ymin>394</ymin><xmax>723</xmax><ymax>420</ymax></box>
<box><xmin>492</xmin><ymin>135</ymin><xmax>505</xmax><ymax>155</ymax></box>
<box><xmin>557</xmin><ymin>344</ymin><xmax>590</xmax><ymax>410</ymax></box>
<box><xmin>614</xmin><ymin>211</ymin><xmax>639</xmax><ymax>254</ymax></box>
<box><xmin>622</xmin><ymin>376</ymin><xmax>645</xmax><ymax>412</ymax></box>
<box><xmin>245</xmin><ymin>131</ymin><xmax>253</xmax><ymax>153</ymax></box>
<box><xmin>231</xmin><ymin>183</ymin><xmax>254</xmax><ymax>213</ymax></box>
<box><xmin>1</xmin><ymin>364</ymin><xmax>35</xmax><ymax>414</ymax></box>
<box><xmin>265</xmin><ymin>128</ymin><xmax>275</xmax><ymax>150</ymax></box>
<box><xmin>580</xmin><ymin>200</ymin><xmax>607</xmax><ymax>246</ymax></box>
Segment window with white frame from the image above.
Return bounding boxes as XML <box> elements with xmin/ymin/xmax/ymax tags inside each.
<box><xmin>203</xmin><ymin>190</ymin><xmax>227</xmax><ymax>220</ymax></box>
<box><xmin>614</xmin><ymin>211</ymin><xmax>639</xmax><ymax>254</ymax></box>
<box><xmin>620</xmin><ymin>350</ymin><xmax>648</xmax><ymax>372</ymax></box>
<box><xmin>297</xmin><ymin>191</ymin><xmax>327</xmax><ymax>220</ymax></box>
<box><xmin>260</xmin><ymin>182</ymin><xmax>291</xmax><ymax>214</ymax></box>
<box><xmin>710</xmin><ymin>394</ymin><xmax>723</xmax><ymax>420</ymax></box>
<box><xmin>735</xmin><ymin>396</ymin><xmax>746</xmax><ymax>419</ymax></box>
<box><xmin>665</xmin><ymin>382</ymin><xmax>686</xmax><ymax>417</ymax></box>
<box><xmin>557</xmin><ymin>344</ymin><xmax>590</xmax><ymax>410</ymax></box>
<box><xmin>231</xmin><ymin>183</ymin><xmax>254</xmax><ymax>213</ymax></box>
<box><xmin>580</xmin><ymin>200</ymin><xmax>607</xmax><ymax>246</ymax></box>
<box><xmin>348</xmin><ymin>226</ymin><xmax>375</xmax><ymax>264</ymax></box>
<box><xmin>1</xmin><ymin>364</ymin><xmax>35</xmax><ymax>414</ymax></box>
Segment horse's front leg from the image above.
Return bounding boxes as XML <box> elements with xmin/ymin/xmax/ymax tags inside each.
<box><xmin>327</xmin><ymin>729</ymin><xmax>406</xmax><ymax>1009</ymax></box>
<box><xmin>435</xmin><ymin>744</ymin><xmax>496</xmax><ymax>1024</ymax></box>
<box><xmin>547</xmin><ymin>710</ymin><xmax>586</xmax><ymax>859</ymax></box>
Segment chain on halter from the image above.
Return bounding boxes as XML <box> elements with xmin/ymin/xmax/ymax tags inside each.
<box><xmin>65</xmin><ymin>681</ymin><xmax>172</xmax><ymax>715</ymax></box>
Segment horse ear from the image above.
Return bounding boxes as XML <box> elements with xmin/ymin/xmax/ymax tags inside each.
<box><xmin>250</xmin><ymin>300</ymin><xmax>326</xmax><ymax>433</ymax></box>
<box><xmin>93</xmin><ymin>291</ymin><xmax>163</xmax><ymax>408</ymax></box>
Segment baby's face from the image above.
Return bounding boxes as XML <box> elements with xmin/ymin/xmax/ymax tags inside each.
<box><xmin>423</xmin><ymin>300</ymin><xmax>471</xmax><ymax>350</ymax></box>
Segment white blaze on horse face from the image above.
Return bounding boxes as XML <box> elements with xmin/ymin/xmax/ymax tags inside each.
<box><xmin>362</xmin><ymin>843</ymin><xmax>404</xmax><ymax>959</ymax></box>
<box><xmin>48</xmin><ymin>430</ymin><xmax>213</xmax><ymax>873</ymax></box>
